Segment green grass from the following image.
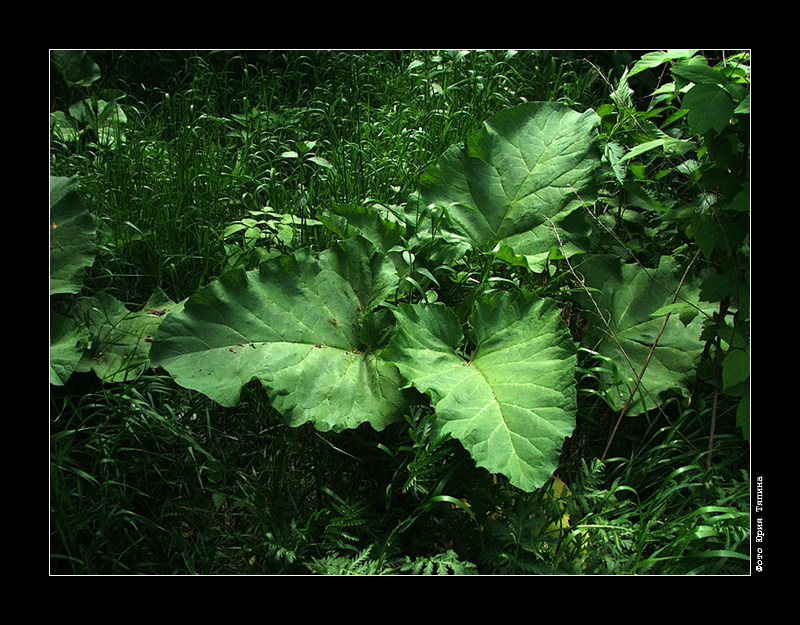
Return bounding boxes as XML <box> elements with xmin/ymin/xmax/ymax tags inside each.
<box><xmin>50</xmin><ymin>50</ymin><xmax>750</xmax><ymax>575</ymax></box>
<box><xmin>568</xmin><ymin>400</ymin><xmax>750</xmax><ymax>574</ymax></box>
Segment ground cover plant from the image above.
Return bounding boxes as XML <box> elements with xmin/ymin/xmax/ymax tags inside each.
<box><xmin>50</xmin><ymin>49</ymin><xmax>750</xmax><ymax>575</ymax></box>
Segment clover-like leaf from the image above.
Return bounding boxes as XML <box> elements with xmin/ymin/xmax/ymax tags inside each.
<box><xmin>384</xmin><ymin>291</ymin><xmax>577</xmax><ymax>492</ymax></box>
<box><xmin>416</xmin><ymin>101</ymin><xmax>601</xmax><ymax>271</ymax></box>
<box><xmin>150</xmin><ymin>236</ymin><xmax>406</xmax><ymax>432</ymax></box>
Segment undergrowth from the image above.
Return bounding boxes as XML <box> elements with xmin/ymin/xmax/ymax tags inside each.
<box><xmin>50</xmin><ymin>50</ymin><xmax>750</xmax><ymax>575</ymax></box>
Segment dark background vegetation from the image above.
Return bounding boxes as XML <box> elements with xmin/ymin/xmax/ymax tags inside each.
<box><xmin>50</xmin><ymin>50</ymin><xmax>750</xmax><ymax>574</ymax></box>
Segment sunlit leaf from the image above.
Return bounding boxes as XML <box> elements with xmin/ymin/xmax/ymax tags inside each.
<box><xmin>415</xmin><ymin>101</ymin><xmax>601</xmax><ymax>272</ymax></box>
<box><xmin>150</xmin><ymin>236</ymin><xmax>406</xmax><ymax>432</ymax></box>
<box><xmin>384</xmin><ymin>291</ymin><xmax>577</xmax><ymax>492</ymax></box>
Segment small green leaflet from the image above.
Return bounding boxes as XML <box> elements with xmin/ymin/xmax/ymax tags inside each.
<box><xmin>627</xmin><ymin>50</ymin><xmax>699</xmax><ymax>78</ymax></box>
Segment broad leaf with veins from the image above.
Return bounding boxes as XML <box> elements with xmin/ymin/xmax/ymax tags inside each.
<box><xmin>50</xmin><ymin>313</ymin><xmax>90</xmax><ymax>386</ymax></box>
<box><xmin>384</xmin><ymin>291</ymin><xmax>577</xmax><ymax>492</ymax></box>
<box><xmin>150</xmin><ymin>236</ymin><xmax>406</xmax><ymax>432</ymax></box>
<box><xmin>50</xmin><ymin>176</ymin><xmax>97</xmax><ymax>295</ymax></box>
<box><xmin>71</xmin><ymin>289</ymin><xmax>183</xmax><ymax>383</ymax></box>
<box><xmin>576</xmin><ymin>254</ymin><xmax>706</xmax><ymax>415</ymax></box>
<box><xmin>416</xmin><ymin>101</ymin><xmax>600</xmax><ymax>271</ymax></box>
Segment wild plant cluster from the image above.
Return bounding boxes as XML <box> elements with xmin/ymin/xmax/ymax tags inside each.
<box><xmin>50</xmin><ymin>50</ymin><xmax>750</xmax><ymax>575</ymax></box>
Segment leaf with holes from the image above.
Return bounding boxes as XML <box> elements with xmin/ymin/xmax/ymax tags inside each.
<box><xmin>383</xmin><ymin>291</ymin><xmax>577</xmax><ymax>492</ymax></box>
<box><xmin>150</xmin><ymin>236</ymin><xmax>406</xmax><ymax>432</ymax></box>
<box><xmin>415</xmin><ymin>101</ymin><xmax>601</xmax><ymax>271</ymax></box>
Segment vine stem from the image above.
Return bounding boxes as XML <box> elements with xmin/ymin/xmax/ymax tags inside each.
<box><xmin>600</xmin><ymin>249</ymin><xmax>700</xmax><ymax>462</ymax></box>
<box><xmin>705</xmin><ymin>296</ymin><xmax>729</xmax><ymax>469</ymax></box>
<box><xmin>546</xmin><ymin>215</ymin><xmax>664</xmax><ymax>416</ymax></box>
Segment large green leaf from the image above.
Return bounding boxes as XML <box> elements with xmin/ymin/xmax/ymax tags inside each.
<box><xmin>683</xmin><ymin>84</ymin><xmax>736</xmax><ymax>135</ymax></box>
<box><xmin>50</xmin><ymin>312</ymin><xmax>90</xmax><ymax>386</ymax></box>
<box><xmin>71</xmin><ymin>290</ymin><xmax>183</xmax><ymax>383</ymax></box>
<box><xmin>51</xmin><ymin>50</ymin><xmax>101</xmax><ymax>87</ymax></box>
<box><xmin>415</xmin><ymin>101</ymin><xmax>600</xmax><ymax>271</ymax></box>
<box><xmin>319</xmin><ymin>203</ymin><xmax>407</xmax><ymax>273</ymax></box>
<box><xmin>150</xmin><ymin>237</ymin><xmax>406</xmax><ymax>432</ymax></box>
<box><xmin>577</xmin><ymin>255</ymin><xmax>706</xmax><ymax>415</ymax></box>
<box><xmin>384</xmin><ymin>292</ymin><xmax>577</xmax><ymax>492</ymax></box>
<box><xmin>50</xmin><ymin>176</ymin><xmax>97</xmax><ymax>295</ymax></box>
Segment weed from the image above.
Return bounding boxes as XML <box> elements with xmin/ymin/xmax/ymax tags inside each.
<box><xmin>51</xmin><ymin>50</ymin><xmax>750</xmax><ymax>575</ymax></box>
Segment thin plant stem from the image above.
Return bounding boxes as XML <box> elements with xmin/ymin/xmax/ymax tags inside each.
<box><xmin>706</xmin><ymin>296</ymin><xmax>730</xmax><ymax>468</ymax></box>
<box><xmin>600</xmin><ymin>249</ymin><xmax>700</xmax><ymax>461</ymax></box>
<box><xmin>546</xmin><ymin>215</ymin><xmax>663</xmax><ymax>416</ymax></box>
